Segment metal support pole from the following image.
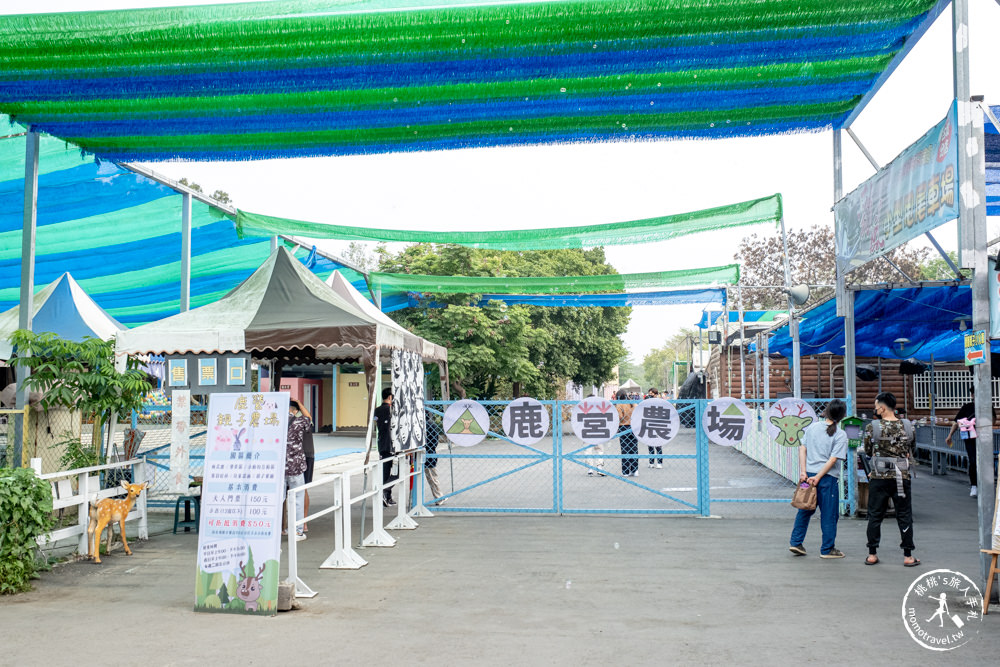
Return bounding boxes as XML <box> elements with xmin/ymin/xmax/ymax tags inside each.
<box><xmin>969</xmin><ymin>100</ymin><xmax>998</xmax><ymax>574</ymax></box>
<box><xmin>763</xmin><ymin>333</ymin><xmax>770</xmax><ymax>402</ymax></box>
<box><xmin>737</xmin><ymin>284</ymin><xmax>746</xmax><ymax>399</ymax></box>
<box><xmin>834</xmin><ymin>129</ymin><xmax>847</xmax><ymax>317</ymax></box>
<box><xmin>723</xmin><ymin>298</ymin><xmax>731</xmax><ymax>396</ymax></box>
<box><xmin>270</xmin><ymin>235</ymin><xmax>279</xmax><ymax>253</ymax></box>
<box><xmin>779</xmin><ymin>216</ymin><xmax>801</xmax><ymax>397</ymax></box>
<box><xmin>844</xmin><ymin>290</ymin><xmax>857</xmax><ymax>415</ymax></box>
<box><xmin>954</xmin><ymin>0</ymin><xmax>975</xmax><ymax>269</ymax></box>
<box><xmin>180</xmin><ymin>193</ymin><xmax>191</xmax><ymax>312</ymax></box>
<box><xmin>14</xmin><ymin>130</ymin><xmax>40</xmax><ymax>466</ymax></box>
<box><xmin>845</xmin><ymin>127</ymin><xmax>881</xmax><ymax>171</ymax></box>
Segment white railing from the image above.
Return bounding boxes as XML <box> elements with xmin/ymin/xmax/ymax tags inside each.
<box><xmin>912</xmin><ymin>371</ymin><xmax>1000</xmax><ymax>410</ymax></box>
<box><xmin>284</xmin><ymin>447</ymin><xmax>429</xmax><ymax>599</ymax></box>
<box><xmin>33</xmin><ymin>458</ymin><xmax>148</xmax><ymax>555</ymax></box>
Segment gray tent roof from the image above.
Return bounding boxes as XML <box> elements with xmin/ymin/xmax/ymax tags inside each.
<box><xmin>115</xmin><ymin>247</ymin><xmax>446</xmax><ymax>364</ymax></box>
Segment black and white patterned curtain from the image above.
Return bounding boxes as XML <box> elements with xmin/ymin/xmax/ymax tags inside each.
<box><xmin>391</xmin><ymin>350</ymin><xmax>425</xmax><ymax>450</ymax></box>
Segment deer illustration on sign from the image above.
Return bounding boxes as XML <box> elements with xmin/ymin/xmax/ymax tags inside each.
<box><xmin>768</xmin><ymin>401</ymin><xmax>816</xmax><ymax>447</ymax></box>
<box><xmin>236</xmin><ymin>561</ymin><xmax>266</xmax><ymax>611</ymax></box>
<box><xmin>88</xmin><ymin>481</ymin><xmax>148</xmax><ymax>564</ymax></box>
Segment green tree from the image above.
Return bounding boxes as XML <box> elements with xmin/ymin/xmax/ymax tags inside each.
<box><xmin>617</xmin><ymin>357</ymin><xmax>647</xmax><ymax>389</ymax></box>
<box><xmin>8</xmin><ymin>332</ymin><xmax>151</xmax><ymax>457</ymax></box>
<box><xmin>643</xmin><ymin>328</ymin><xmax>701</xmax><ymax>391</ymax></box>
<box><xmin>379</xmin><ymin>245</ymin><xmax>629</xmax><ymax>398</ymax></box>
<box><xmin>918</xmin><ymin>250</ymin><xmax>961</xmax><ymax>280</ymax></box>
<box><xmin>178</xmin><ymin>178</ymin><xmax>230</xmax><ymax>205</ymax></box>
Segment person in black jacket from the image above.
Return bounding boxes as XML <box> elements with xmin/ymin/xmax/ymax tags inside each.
<box><xmin>374</xmin><ymin>388</ymin><xmax>396</xmax><ymax>506</ymax></box>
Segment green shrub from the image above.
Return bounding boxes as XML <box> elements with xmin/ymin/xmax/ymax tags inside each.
<box><xmin>0</xmin><ymin>467</ymin><xmax>56</xmax><ymax>594</ymax></box>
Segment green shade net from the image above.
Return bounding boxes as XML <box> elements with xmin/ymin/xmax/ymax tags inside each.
<box><xmin>370</xmin><ymin>264</ymin><xmax>739</xmax><ymax>295</ymax></box>
<box><xmin>236</xmin><ymin>194</ymin><xmax>780</xmax><ymax>249</ymax></box>
<box><xmin>0</xmin><ymin>0</ymin><xmax>941</xmax><ymax>160</ymax></box>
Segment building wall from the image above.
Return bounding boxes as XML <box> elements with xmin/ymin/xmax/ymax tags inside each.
<box><xmin>706</xmin><ymin>345</ymin><xmax>962</xmax><ymax>418</ymax></box>
<box><xmin>337</xmin><ymin>372</ymin><xmax>369</xmax><ymax>427</ymax></box>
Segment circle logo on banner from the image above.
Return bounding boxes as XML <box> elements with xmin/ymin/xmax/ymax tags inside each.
<box><xmin>767</xmin><ymin>398</ymin><xmax>817</xmax><ymax>448</ymax></box>
<box><xmin>702</xmin><ymin>398</ymin><xmax>754</xmax><ymax>447</ymax></box>
<box><xmin>570</xmin><ymin>396</ymin><xmax>619</xmax><ymax>445</ymax></box>
<box><xmin>443</xmin><ymin>400</ymin><xmax>490</xmax><ymax>447</ymax></box>
<box><xmin>632</xmin><ymin>398</ymin><xmax>680</xmax><ymax>447</ymax></box>
<box><xmin>501</xmin><ymin>397</ymin><xmax>549</xmax><ymax>446</ymax></box>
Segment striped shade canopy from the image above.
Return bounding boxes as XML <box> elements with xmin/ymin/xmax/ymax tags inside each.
<box><xmin>0</xmin><ymin>0</ymin><xmax>943</xmax><ymax>161</ymax></box>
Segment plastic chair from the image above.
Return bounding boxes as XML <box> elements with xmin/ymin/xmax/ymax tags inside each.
<box><xmin>173</xmin><ymin>495</ymin><xmax>200</xmax><ymax>533</ymax></box>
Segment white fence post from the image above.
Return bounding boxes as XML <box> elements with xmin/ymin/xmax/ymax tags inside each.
<box><xmin>77</xmin><ymin>470</ymin><xmax>91</xmax><ymax>555</ymax></box>
<box><xmin>363</xmin><ymin>460</ymin><xmax>396</xmax><ymax>547</ymax></box>
<box><xmin>410</xmin><ymin>448</ymin><xmax>433</xmax><ymax>518</ymax></box>
<box><xmin>321</xmin><ymin>471</ymin><xmax>367</xmax><ymax>569</ymax></box>
<box><xmin>286</xmin><ymin>486</ymin><xmax>317</xmax><ymax>598</ymax></box>
<box><xmin>135</xmin><ymin>459</ymin><xmax>148</xmax><ymax>539</ymax></box>
<box><xmin>387</xmin><ymin>450</ymin><xmax>419</xmax><ymax>530</ymax></box>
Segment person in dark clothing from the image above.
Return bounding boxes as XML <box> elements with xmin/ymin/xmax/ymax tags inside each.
<box><xmin>863</xmin><ymin>392</ymin><xmax>918</xmax><ymax>567</ymax></box>
<box><xmin>946</xmin><ymin>387</ymin><xmax>996</xmax><ymax>498</ymax></box>
<box><xmin>374</xmin><ymin>388</ymin><xmax>396</xmax><ymax>507</ymax></box>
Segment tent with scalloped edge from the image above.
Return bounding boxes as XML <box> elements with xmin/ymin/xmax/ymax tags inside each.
<box><xmin>114</xmin><ymin>247</ymin><xmax>446</xmax><ymax>366</ymax></box>
<box><xmin>0</xmin><ymin>272</ymin><xmax>124</xmax><ymax>359</ymax></box>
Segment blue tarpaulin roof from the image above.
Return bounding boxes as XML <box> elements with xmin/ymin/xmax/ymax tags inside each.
<box><xmin>0</xmin><ymin>117</ymin><xmax>359</xmax><ymax>326</ymax></box>
<box><xmin>381</xmin><ymin>288</ymin><xmax>726</xmax><ymax>312</ymax></box>
<box><xmin>761</xmin><ymin>286</ymin><xmax>1000</xmax><ymax>362</ymax></box>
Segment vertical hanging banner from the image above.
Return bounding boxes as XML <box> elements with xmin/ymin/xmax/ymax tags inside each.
<box><xmin>194</xmin><ymin>392</ymin><xmax>289</xmax><ymax>615</ymax></box>
<box><xmin>835</xmin><ymin>102</ymin><xmax>959</xmax><ymax>277</ymax></box>
<box><xmin>170</xmin><ymin>389</ymin><xmax>190</xmax><ymax>494</ymax></box>
<box><xmin>391</xmin><ymin>350</ymin><xmax>425</xmax><ymax>450</ymax></box>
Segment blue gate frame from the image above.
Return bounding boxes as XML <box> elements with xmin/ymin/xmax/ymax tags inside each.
<box><xmin>424</xmin><ymin>398</ymin><xmax>855</xmax><ymax>516</ymax></box>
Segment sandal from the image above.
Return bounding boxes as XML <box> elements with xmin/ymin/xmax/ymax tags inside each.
<box><xmin>865</xmin><ymin>554</ymin><xmax>879</xmax><ymax>566</ymax></box>
<box><xmin>903</xmin><ymin>557</ymin><xmax>921</xmax><ymax>567</ymax></box>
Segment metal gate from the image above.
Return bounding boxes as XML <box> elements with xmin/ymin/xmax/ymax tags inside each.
<box><xmin>423</xmin><ymin>399</ymin><xmax>852</xmax><ymax>517</ymax></box>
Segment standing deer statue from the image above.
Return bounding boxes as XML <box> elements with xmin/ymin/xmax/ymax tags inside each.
<box><xmin>236</xmin><ymin>561</ymin><xmax>266</xmax><ymax>611</ymax></box>
<box><xmin>88</xmin><ymin>481</ymin><xmax>148</xmax><ymax>563</ymax></box>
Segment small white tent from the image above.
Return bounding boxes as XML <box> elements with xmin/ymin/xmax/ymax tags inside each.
<box><xmin>0</xmin><ymin>272</ymin><xmax>124</xmax><ymax>359</ymax></box>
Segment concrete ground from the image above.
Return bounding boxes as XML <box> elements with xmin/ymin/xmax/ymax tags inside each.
<box><xmin>4</xmin><ymin>458</ymin><xmax>999</xmax><ymax>665</ymax></box>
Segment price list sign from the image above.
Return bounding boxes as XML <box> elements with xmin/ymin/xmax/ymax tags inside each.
<box><xmin>194</xmin><ymin>392</ymin><xmax>289</xmax><ymax>615</ymax></box>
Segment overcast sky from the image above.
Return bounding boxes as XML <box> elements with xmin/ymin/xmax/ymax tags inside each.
<box><xmin>8</xmin><ymin>0</ymin><xmax>1000</xmax><ymax>361</ymax></box>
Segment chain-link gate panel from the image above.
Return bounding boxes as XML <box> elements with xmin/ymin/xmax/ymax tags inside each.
<box><xmin>560</xmin><ymin>400</ymin><xmax>702</xmax><ymax>515</ymax></box>
<box><xmin>425</xmin><ymin>398</ymin><xmax>849</xmax><ymax>518</ymax></box>
<box><xmin>424</xmin><ymin>401</ymin><xmax>557</xmax><ymax>512</ymax></box>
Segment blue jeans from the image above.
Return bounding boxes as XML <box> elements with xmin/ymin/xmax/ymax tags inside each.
<box><xmin>789</xmin><ymin>474</ymin><xmax>839</xmax><ymax>554</ymax></box>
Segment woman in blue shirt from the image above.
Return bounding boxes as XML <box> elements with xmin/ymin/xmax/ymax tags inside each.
<box><xmin>788</xmin><ymin>399</ymin><xmax>849</xmax><ymax>559</ymax></box>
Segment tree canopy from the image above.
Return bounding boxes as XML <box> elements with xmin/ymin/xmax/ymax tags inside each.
<box><xmin>735</xmin><ymin>224</ymin><xmax>932</xmax><ymax>310</ymax></box>
<box><xmin>379</xmin><ymin>245</ymin><xmax>629</xmax><ymax>398</ymax></box>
